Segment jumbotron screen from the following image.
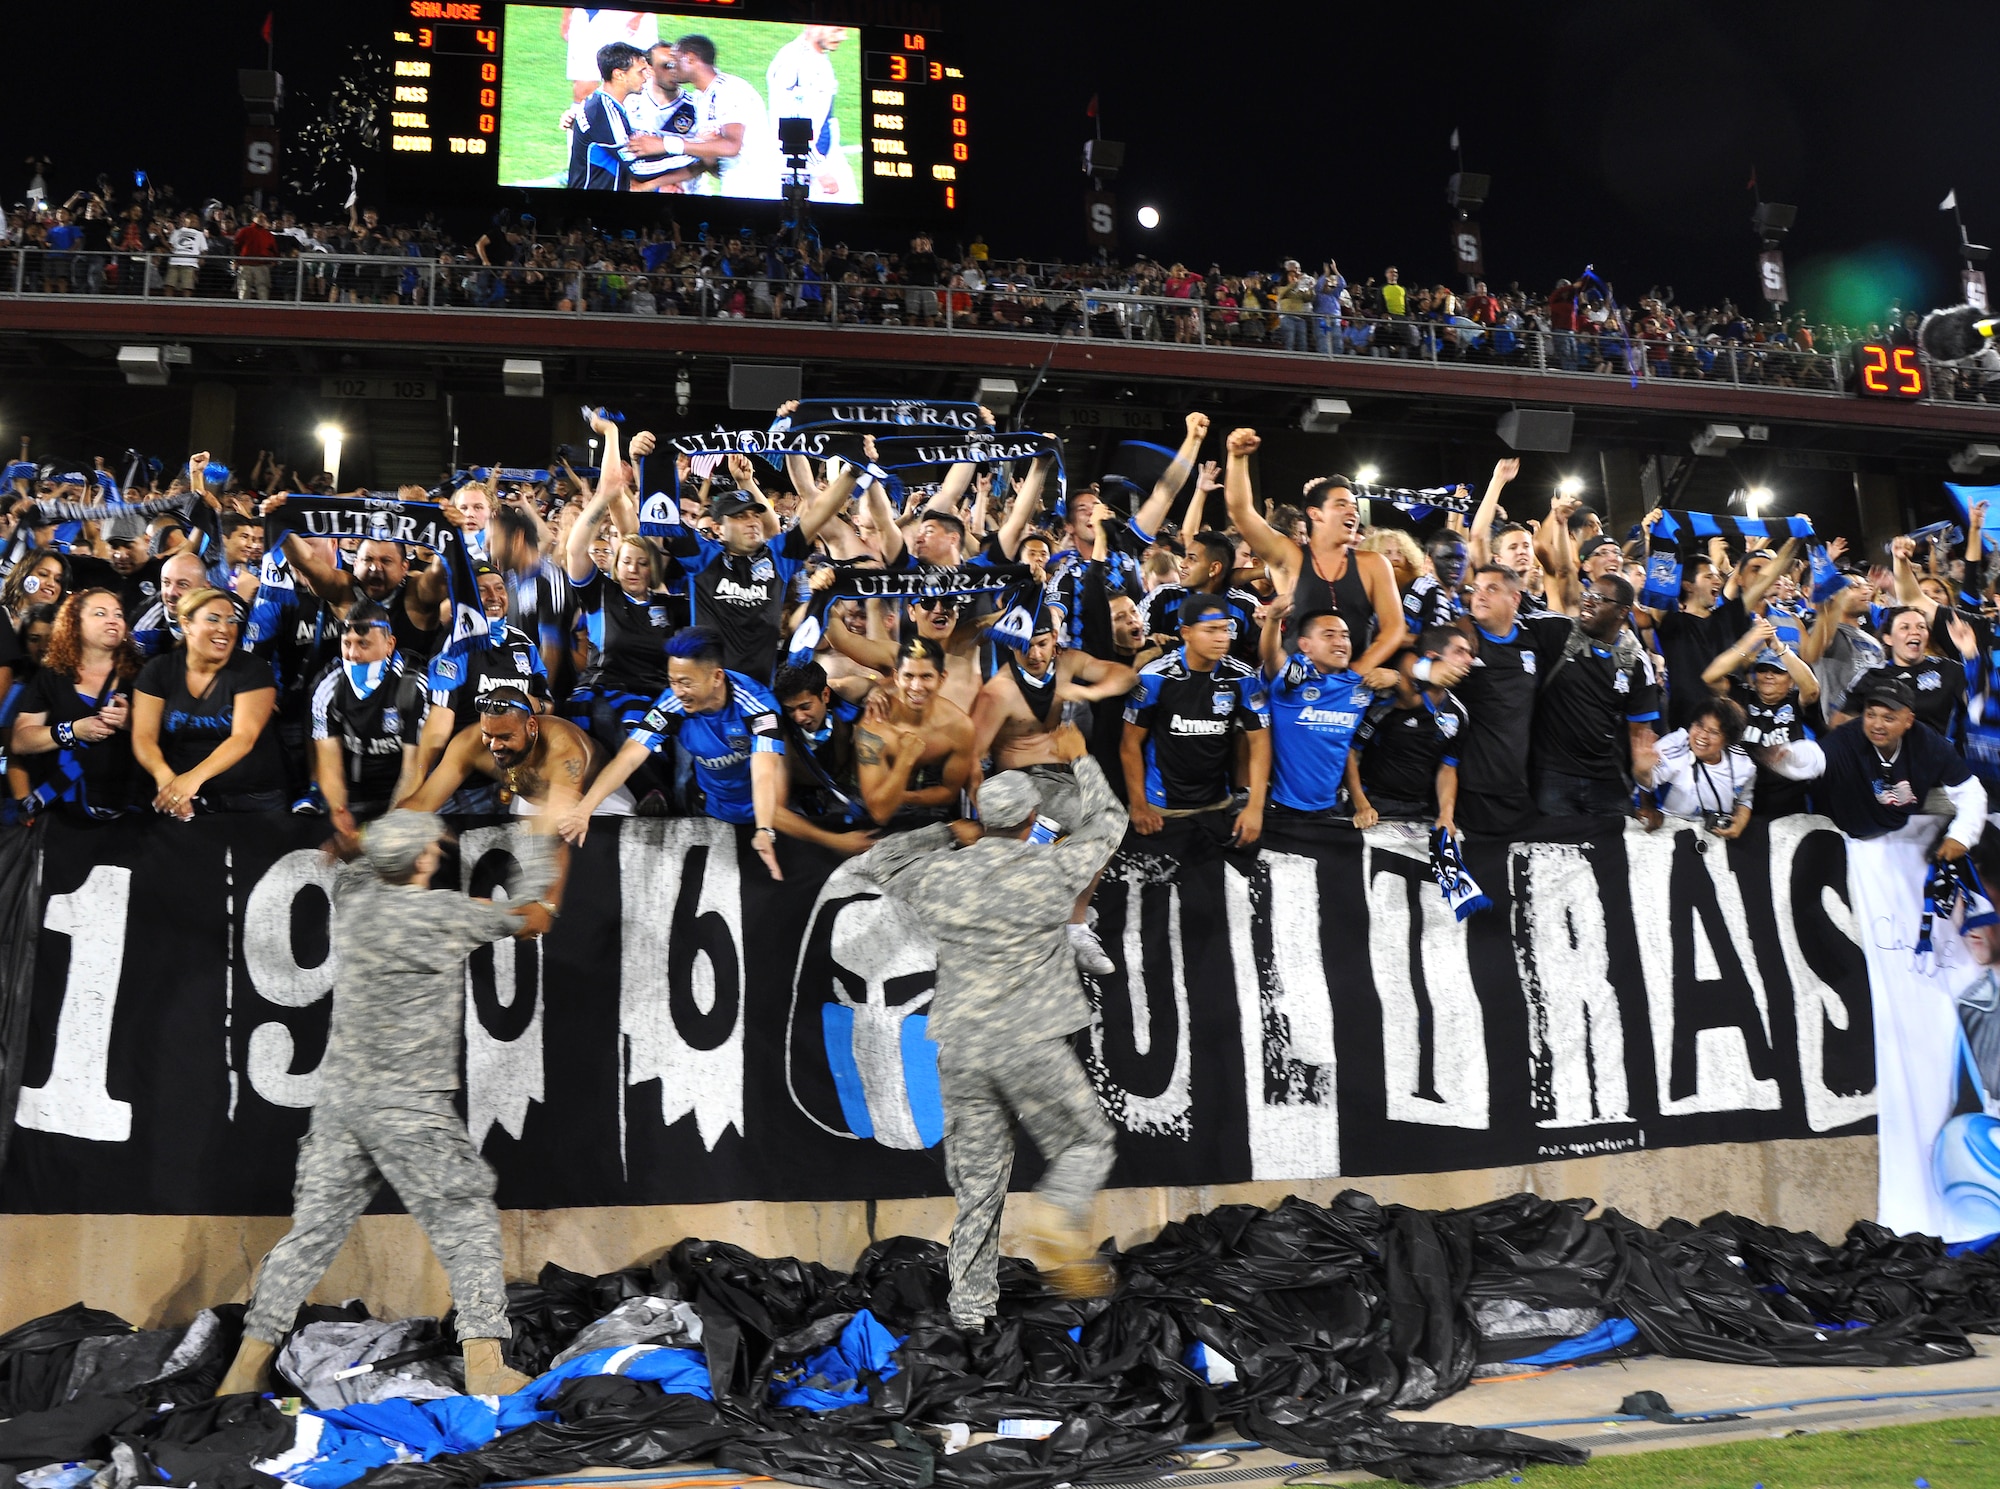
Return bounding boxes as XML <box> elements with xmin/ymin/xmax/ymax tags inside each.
<box><xmin>385</xmin><ymin>1</ymin><xmax>969</xmax><ymax>212</ymax></box>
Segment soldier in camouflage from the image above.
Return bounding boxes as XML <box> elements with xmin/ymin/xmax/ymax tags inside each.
<box><xmin>215</xmin><ymin>810</ymin><xmax>562</xmax><ymax>1397</ymax></box>
<box><xmin>854</xmin><ymin>723</ymin><xmax>1127</xmax><ymax>1328</ymax></box>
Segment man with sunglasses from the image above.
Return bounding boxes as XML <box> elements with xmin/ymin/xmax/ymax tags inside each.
<box><xmin>416</xmin><ymin>561</ymin><xmax>550</xmax><ymax>807</ymax></box>
<box><xmin>1527</xmin><ymin>573</ymin><xmax>1660</xmax><ymax>819</ymax></box>
<box><xmin>310</xmin><ymin>601</ymin><xmax>429</xmax><ymax>839</ymax></box>
<box><xmin>401</xmin><ymin>687</ymin><xmax>617</xmax><ymax>819</ymax></box>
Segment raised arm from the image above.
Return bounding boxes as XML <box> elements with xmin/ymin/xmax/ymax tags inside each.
<box><xmin>1467</xmin><ymin>457</ymin><xmax>1521</xmax><ymax>571</ymax></box>
<box><xmin>262</xmin><ymin>495</ymin><xmax>353</xmax><ymax>604</ymax></box>
<box><xmin>795</xmin><ymin>458</ymin><xmax>860</xmax><ymax>544</ymax></box>
<box><xmin>1741</xmin><ymin>535</ymin><xmax>1799</xmax><ymax>611</ymax></box>
<box><xmin>1221</xmin><ymin>428</ymin><xmax>1297</xmax><ymax>580</ymax></box>
<box><xmin>1131</xmin><ymin>411</ymin><xmax>1208</xmax><ymax>539</ymax></box>
<box><xmin>566</xmin><ymin>423</ymin><xmax>625</xmax><ymax>582</ymax></box>
<box><xmin>993</xmin><ymin>455</ymin><xmax>1051</xmax><ymax>560</ymax></box>
<box><xmin>1182</xmin><ymin>458</ymin><xmax>1220</xmax><ymax>539</ymax></box>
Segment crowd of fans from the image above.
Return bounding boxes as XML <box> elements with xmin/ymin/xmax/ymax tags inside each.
<box><xmin>7</xmin><ymin>176</ymin><xmax>1980</xmax><ymax>397</ymax></box>
<box><xmin>1</xmin><ymin>394</ymin><xmax>1992</xmax><ymax>956</ymax></box>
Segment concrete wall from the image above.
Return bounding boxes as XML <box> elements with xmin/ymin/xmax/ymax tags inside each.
<box><xmin>0</xmin><ymin>1135</ymin><xmax>1875</xmax><ymax>1334</ymax></box>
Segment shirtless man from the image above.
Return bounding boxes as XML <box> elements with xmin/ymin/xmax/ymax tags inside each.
<box><xmin>827</xmin><ymin>590</ymin><xmax>987</xmax><ymax>715</ymax></box>
<box><xmin>855</xmin><ymin>636</ymin><xmax>976</xmax><ymax>828</ymax></box>
<box><xmin>400</xmin><ymin>687</ymin><xmax>616</xmax><ymax>817</ymax></box>
<box><xmin>970</xmin><ymin>607</ymin><xmax>1136</xmax><ymax>973</ymax></box>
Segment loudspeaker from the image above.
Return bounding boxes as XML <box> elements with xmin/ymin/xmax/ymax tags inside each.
<box><xmin>1299</xmin><ymin>397</ymin><xmax>1351</xmax><ymax>433</ymax></box>
<box><xmin>729</xmin><ymin>362</ymin><xmax>802</xmax><ymax>412</ymax></box>
<box><xmin>1496</xmin><ymin>408</ymin><xmax>1572</xmax><ymax>453</ymax></box>
<box><xmin>501</xmin><ymin>358</ymin><xmax>543</xmax><ymax>399</ymax></box>
<box><xmin>975</xmin><ymin>377</ymin><xmax>1019</xmax><ymax>413</ymax></box>
<box><xmin>117</xmin><ymin>346</ymin><xmax>169</xmax><ymax>386</ymax></box>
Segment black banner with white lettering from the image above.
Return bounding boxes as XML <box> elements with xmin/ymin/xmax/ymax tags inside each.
<box><xmin>0</xmin><ymin>814</ymin><xmax>1873</xmax><ymax>1215</ymax></box>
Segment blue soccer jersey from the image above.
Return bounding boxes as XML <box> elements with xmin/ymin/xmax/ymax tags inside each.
<box><xmin>1265</xmin><ymin>654</ymin><xmax>1372</xmax><ymax>812</ymax></box>
<box><xmin>630</xmin><ymin>670</ymin><xmax>786</xmax><ymax>823</ymax></box>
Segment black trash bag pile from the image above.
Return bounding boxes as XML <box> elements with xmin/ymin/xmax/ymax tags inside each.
<box><xmin>7</xmin><ymin>1189</ymin><xmax>2000</xmax><ymax>1489</ymax></box>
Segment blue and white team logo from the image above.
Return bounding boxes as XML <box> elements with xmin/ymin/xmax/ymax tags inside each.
<box><xmin>382</xmin><ymin>708</ymin><xmax>401</xmax><ymax>735</ymax></box>
<box><xmin>750</xmin><ymin>557</ymin><xmax>776</xmax><ymax>582</ymax></box>
<box><xmin>1774</xmin><ymin>704</ymin><xmax>1795</xmax><ymax>723</ymax></box>
<box><xmin>649</xmin><ymin>604</ymin><xmax>672</xmax><ymax>628</ymax></box>
<box><xmin>1437</xmin><ymin>712</ymin><xmax>1460</xmax><ymax>739</ymax></box>
<box><xmin>1920</xmin><ymin>671</ymin><xmax>1943</xmax><ymax>692</ymax></box>
<box><xmin>1212</xmin><ymin>691</ymin><xmax>1235</xmax><ymax>715</ymax></box>
<box><xmin>787</xmin><ymin>866</ymin><xmax>943</xmax><ymax>1150</ymax></box>
<box><xmin>1302</xmin><ymin>687</ymin><xmax>1321</xmax><ymax>702</ymax></box>
<box><xmin>1521</xmin><ymin>652</ymin><xmax>1537</xmax><ymax>676</ymax></box>
<box><xmin>639</xmin><ymin>492</ymin><xmax>677</xmax><ymax>528</ymax></box>
<box><xmin>1613</xmin><ymin>671</ymin><xmax>1630</xmax><ymax>694</ymax></box>
<box><xmin>514</xmin><ymin>652</ymin><xmax>532</xmax><ymax>675</ymax></box>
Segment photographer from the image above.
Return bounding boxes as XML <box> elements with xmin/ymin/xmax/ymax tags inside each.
<box><xmin>1647</xmin><ymin>696</ymin><xmax>1755</xmax><ymax>837</ymax></box>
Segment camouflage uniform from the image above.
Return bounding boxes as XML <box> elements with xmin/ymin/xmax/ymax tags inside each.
<box><xmin>242</xmin><ymin>826</ymin><xmax>556</xmax><ymax>1345</ymax></box>
<box><xmin>856</xmin><ymin>756</ymin><xmax>1127</xmax><ymax>1326</ymax></box>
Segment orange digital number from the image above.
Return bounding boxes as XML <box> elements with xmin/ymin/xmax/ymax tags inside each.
<box><xmin>476</xmin><ymin>27</ymin><xmax>497</xmax><ymax>51</ymax></box>
<box><xmin>951</xmin><ymin>93</ymin><xmax>967</xmax><ymax>112</ymax></box>
<box><xmin>1892</xmin><ymin>346</ymin><xmax>1923</xmax><ymax>396</ymax></box>
<box><xmin>945</xmin><ymin>186</ymin><xmax>956</xmax><ymax>209</ymax></box>
<box><xmin>479</xmin><ymin>113</ymin><xmax>495</xmax><ymax>133</ymax></box>
<box><xmin>1860</xmin><ymin>343</ymin><xmax>1890</xmax><ymax>394</ymax></box>
<box><xmin>951</xmin><ymin>118</ymin><xmax>967</xmax><ymax>137</ymax></box>
<box><xmin>952</xmin><ymin>142</ymin><xmax>968</xmax><ymax>161</ymax></box>
<box><xmin>418</xmin><ymin>26</ymin><xmax>433</xmax><ymax>46</ymax></box>
<box><xmin>480</xmin><ymin>88</ymin><xmax>496</xmax><ymax>106</ymax></box>
<box><xmin>889</xmin><ymin>54</ymin><xmax>908</xmax><ymax>81</ymax></box>
<box><xmin>929</xmin><ymin>60</ymin><xmax>943</xmax><ymax>80</ymax></box>
<box><xmin>481</xmin><ymin>62</ymin><xmax>497</xmax><ymax>81</ymax></box>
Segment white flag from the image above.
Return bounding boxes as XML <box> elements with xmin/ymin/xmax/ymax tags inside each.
<box><xmin>1941</xmin><ymin>189</ymin><xmax>1958</xmax><ymax>212</ymax></box>
<box><xmin>1449</xmin><ymin>127</ymin><xmax>1460</xmax><ymax>151</ymax></box>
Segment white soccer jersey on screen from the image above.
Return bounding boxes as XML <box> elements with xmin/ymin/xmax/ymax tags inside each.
<box><xmin>564</xmin><ymin>9</ymin><xmax>660</xmax><ymax>82</ymax></box>
<box><xmin>766</xmin><ymin>34</ymin><xmax>856</xmax><ymax>202</ymax></box>
<box><xmin>767</xmin><ymin>34</ymin><xmax>837</xmax><ymax>141</ymax></box>
<box><xmin>694</xmin><ymin>71</ymin><xmax>778</xmax><ymax>198</ymax></box>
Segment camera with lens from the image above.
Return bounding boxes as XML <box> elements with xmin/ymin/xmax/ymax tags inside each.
<box><xmin>1703</xmin><ymin>810</ymin><xmax>1735</xmax><ymax>833</ymax></box>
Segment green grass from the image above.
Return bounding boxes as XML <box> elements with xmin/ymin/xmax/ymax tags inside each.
<box><xmin>1504</xmin><ymin>1415</ymin><xmax>2000</xmax><ymax>1488</ymax></box>
<box><xmin>497</xmin><ymin>6</ymin><xmax>864</xmax><ymax>195</ymax></box>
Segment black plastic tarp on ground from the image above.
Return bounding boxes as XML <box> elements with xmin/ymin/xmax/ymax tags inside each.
<box><xmin>6</xmin><ymin>1191</ymin><xmax>2000</xmax><ymax>1489</ymax></box>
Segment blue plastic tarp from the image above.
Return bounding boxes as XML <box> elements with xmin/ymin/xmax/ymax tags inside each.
<box><xmin>771</xmin><ymin>1310</ymin><xmax>905</xmax><ymax>1412</ymax></box>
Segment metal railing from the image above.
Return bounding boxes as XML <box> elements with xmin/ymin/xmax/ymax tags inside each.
<box><xmin>4</xmin><ymin>249</ymin><xmax>1988</xmax><ymax>405</ymax></box>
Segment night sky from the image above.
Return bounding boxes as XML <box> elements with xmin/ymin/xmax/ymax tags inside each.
<box><xmin>12</xmin><ymin>0</ymin><xmax>2000</xmax><ymax>321</ymax></box>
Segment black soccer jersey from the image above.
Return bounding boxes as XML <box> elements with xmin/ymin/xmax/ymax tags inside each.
<box><xmin>309</xmin><ymin>654</ymin><xmax>427</xmax><ymax>806</ymax></box>
<box><xmin>1356</xmin><ymin>690</ymin><xmax>1469</xmax><ymax>808</ymax></box>
<box><xmin>1122</xmin><ymin>649</ymin><xmax>1269</xmax><ymax>809</ymax></box>
<box><xmin>1455</xmin><ymin>613</ymin><xmax>1573</xmax><ymax>801</ymax></box>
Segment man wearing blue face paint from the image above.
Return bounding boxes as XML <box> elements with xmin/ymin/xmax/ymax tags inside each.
<box><xmin>309</xmin><ymin>599</ymin><xmax>429</xmax><ymax>838</ymax></box>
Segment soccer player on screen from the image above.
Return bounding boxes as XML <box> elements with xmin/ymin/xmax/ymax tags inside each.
<box><xmin>566</xmin><ymin>42</ymin><xmax>648</xmax><ymax>191</ymax></box>
<box><xmin>767</xmin><ymin>26</ymin><xmax>856</xmax><ymax>203</ymax></box>
<box><xmin>671</xmin><ymin>34</ymin><xmax>780</xmax><ymax>199</ymax></box>
<box><xmin>623</xmin><ymin>41</ymin><xmax>702</xmax><ymax>191</ymax></box>
<box><xmin>563</xmin><ymin>8</ymin><xmax>658</xmax><ymax>103</ymax></box>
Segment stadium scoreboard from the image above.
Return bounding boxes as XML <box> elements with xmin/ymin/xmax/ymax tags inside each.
<box><xmin>384</xmin><ymin>1</ymin><xmax>969</xmax><ymax>213</ymax></box>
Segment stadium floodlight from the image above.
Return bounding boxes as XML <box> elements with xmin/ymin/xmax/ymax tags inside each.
<box><xmin>1557</xmin><ymin>475</ymin><xmax>1585</xmax><ymax>498</ymax></box>
<box><xmin>315</xmin><ymin>424</ymin><xmax>344</xmax><ymax>490</ymax></box>
<box><xmin>1136</xmin><ymin>206</ymin><xmax>1160</xmax><ymax>229</ymax></box>
<box><xmin>1744</xmin><ymin>484</ymin><xmax>1773</xmax><ymax>517</ymax></box>
<box><xmin>1355</xmin><ymin>465</ymin><xmax>1381</xmax><ymax>488</ymax></box>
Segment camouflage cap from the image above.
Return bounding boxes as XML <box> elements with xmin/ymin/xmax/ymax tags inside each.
<box><xmin>363</xmin><ymin>810</ymin><xmax>445</xmax><ymax>879</ymax></box>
